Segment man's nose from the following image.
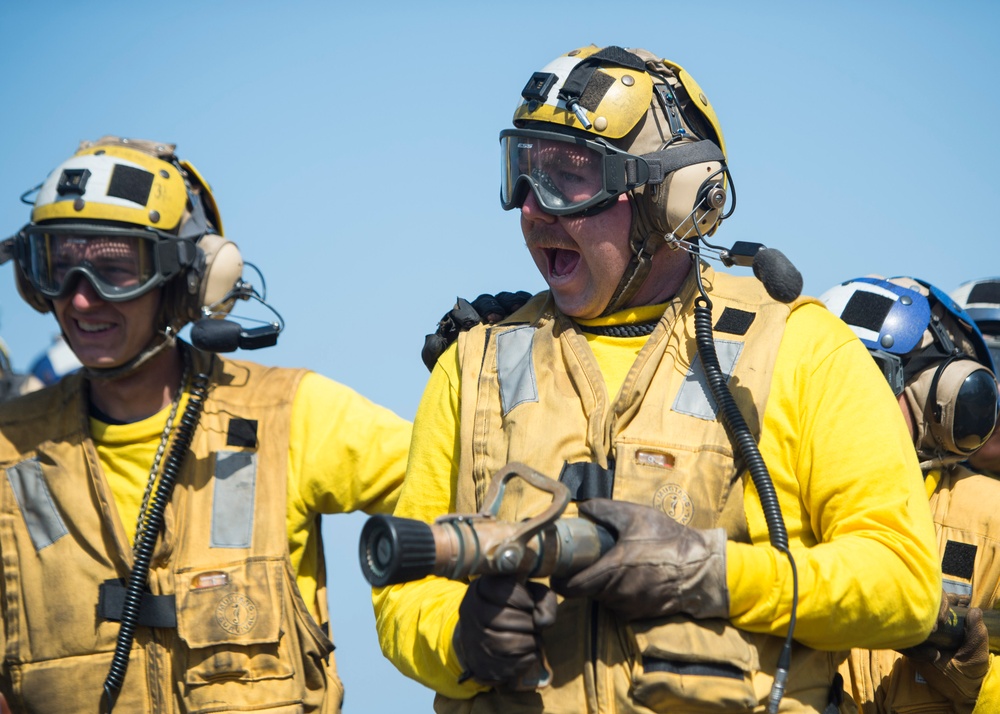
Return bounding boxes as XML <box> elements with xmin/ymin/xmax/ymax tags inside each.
<box><xmin>69</xmin><ymin>275</ymin><xmax>106</xmax><ymax>308</ymax></box>
<box><xmin>520</xmin><ymin>189</ymin><xmax>557</xmax><ymax>224</ymax></box>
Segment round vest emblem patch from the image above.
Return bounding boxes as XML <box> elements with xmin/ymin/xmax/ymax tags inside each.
<box><xmin>216</xmin><ymin>593</ymin><xmax>258</xmax><ymax>635</ymax></box>
<box><xmin>653</xmin><ymin>483</ymin><xmax>694</xmax><ymax>525</ymax></box>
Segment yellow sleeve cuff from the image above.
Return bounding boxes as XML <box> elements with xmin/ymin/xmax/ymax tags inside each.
<box><xmin>972</xmin><ymin>653</ymin><xmax>1000</xmax><ymax>714</ymax></box>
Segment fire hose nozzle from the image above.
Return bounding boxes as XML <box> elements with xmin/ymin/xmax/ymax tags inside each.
<box><xmin>925</xmin><ymin>605</ymin><xmax>1000</xmax><ymax>653</ymax></box>
<box><xmin>359</xmin><ymin>512</ymin><xmax>614</xmax><ymax>587</ymax></box>
<box><xmin>359</xmin><ymin>462</ymin><xmax>614</xmax><ymax>587</ymax></box>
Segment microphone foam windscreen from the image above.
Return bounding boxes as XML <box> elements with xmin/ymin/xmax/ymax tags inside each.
<box><xmin>190</xmin><ymin>319</ymin><xmax>242</xmax><ymax>352</ymax></box>
<box><xmin>752</xmin><ymin>248</ymin><xmax>803</xmax><ymax>303</ymax></box>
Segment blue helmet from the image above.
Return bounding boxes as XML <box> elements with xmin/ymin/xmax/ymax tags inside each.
<box><xmin>822</xmin><ymin>275</ymin><xmax>998</xmax><ymax>459</ymax></box>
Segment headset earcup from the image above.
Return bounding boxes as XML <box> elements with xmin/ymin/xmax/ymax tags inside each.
<box><xmin>195</xmin><ymin>234</ymin><xmax>243</xmax><ymax>316</ymax></box>
<box><xmin>659</xmin><ymin>160</ymin><xmax>724</xmax><ymax>239</ymax></box>
<box><xmin>928</xmin><ymin>358</ymin><xmax>999</xmax><ymax>454</ymax></box>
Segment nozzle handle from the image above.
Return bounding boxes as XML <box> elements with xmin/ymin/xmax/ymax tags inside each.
<box><xmin>925</xmin><ymin>605</ymin><xmax>1000</xmax><ymax>653</ymax></box>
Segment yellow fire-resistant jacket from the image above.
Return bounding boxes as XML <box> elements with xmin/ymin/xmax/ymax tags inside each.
<box><xmin>843</xmin><ymin>464</ymin><xmax>1000</xmax><ymax>713</ymax></box>
<box><xmin>375</xmin><ymin>265</ymin><xmax>941</xmax><ymax>714</ymax></box>
<box><xmin>0</xmin><ymin>347</ymin><xmax>410</xmax><ymax>713</ymax></box>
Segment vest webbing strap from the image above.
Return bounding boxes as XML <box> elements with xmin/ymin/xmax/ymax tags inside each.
<box><xmin>98</xmin><ymin>579</ymin><xmax>177</xmax><ymax>628</ymax></box>
<box><xmin>558</xmin><ymin>461</ymin><xmax>615</xmax><ymax>500</ymax></box>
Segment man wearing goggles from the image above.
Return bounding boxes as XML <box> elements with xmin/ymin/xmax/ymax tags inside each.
<box><xmin>377</xmin><ymin>45</ymin><xmax>940</xmax><ymax>714</ymax></box>
<box><xmin>824</xmin><ymin>275</ymin><xmax>1000</xmax><ymax>712</ymax></box>
<box><xmin>500</xmin><ymin>128</ymin><xmax>724</xmax><ymax>221</ymax></box>
<box><xmin>0</xmin><ymin>136</ymin><xmax>411</xmax><ymax>713</ymax></box>
<box><xmin>23</xmin><ymin>230</ymin><xmax>164</xmax><ymax>302</ymax></box>
<box><xmin>501</xmin><ymin>130</ymin><xmax>647</xmax><ymax>216</ymax></box>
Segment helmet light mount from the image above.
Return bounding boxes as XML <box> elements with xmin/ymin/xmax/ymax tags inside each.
<box><xmin>521</xmin><ymin>71</ymin><xmax>558</xmax><ymax>107</ymax></box>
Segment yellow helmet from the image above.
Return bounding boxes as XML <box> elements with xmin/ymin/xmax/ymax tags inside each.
<box><xmin>31</xmin><ymin>139</ymin><xmax>201</xmax><ymax>233</ymax></box>
<box><xmin>501</xmin><ymin>45</ymin><xmax>731</xmax><ymax>313</ymax></box>
<box><xmin>8</xmin><ymin>136</ymin><xmax>242</xmax><ymax>329</ymax></box>
<box><xmin>511</xmin><ymin>46</ymin><xmax>725</xmax><ymax>154</ymax></box>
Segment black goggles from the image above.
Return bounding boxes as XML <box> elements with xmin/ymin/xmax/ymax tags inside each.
<box><xmin>19</xmin><ymin>224</ymin><xmax>196</xmax><ymax>303</ymax></box>
<box><xmin>500</xmin><ymin>128</ymin><xmax>653</xmax><ymax>216</ymax></box>
<box><xmin>499</xmin><ymin>128</ymin><xmax>727</xmax><ymax>217</ymax></box>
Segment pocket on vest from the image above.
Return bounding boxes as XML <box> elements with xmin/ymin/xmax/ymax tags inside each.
<box><xmin>11</xmin><ymin>649</ymin><xmax>151</xmax><ymax>713</ymax></box>
<box><xmin>628</xmin><ymin>615</ymin><xmax>758</xmax><ymax>711</ymax></box>
<box><xmin>176</xmin><ymin>559</ymin><xmax>300</xmax><ymax>710</ymax></box>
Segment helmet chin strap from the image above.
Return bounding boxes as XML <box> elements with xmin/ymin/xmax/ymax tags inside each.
<box><xmin>77</xmin><ymin>283</ymin><xmax>187</xmax><ymax>382</ymax></box>
<box><xmin>598</xmin><ymin>193</ymin><xmax>662</xmax><ymax>317</ymax></box>
<box><xmin>920</xmin><ymin>452</ymin><xmax>967</xmax><ymax>472</ymax></box>
<box><xmin>79</xmin><ymin>326</ymin><xmax>178</xmax><ymax>382</ymax></box>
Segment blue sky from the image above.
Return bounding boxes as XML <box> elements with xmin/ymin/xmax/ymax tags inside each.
<box><xmin>2</xmin><ymin>2</ymin><xmax>998</xmax><ymax>710</ymax></box>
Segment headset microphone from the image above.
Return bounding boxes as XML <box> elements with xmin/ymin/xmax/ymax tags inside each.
<box><xmin>190</xmin><ymin>318</ymin><xmax>280</xmax><ymax>353</ymax></box>
<box><xmin>752</xmin><ymin>247</ymin><xmax>803</xmax><ymax>304</ymax></box>
<box><xmin>717</xmin><ymin>241</ymin><xmax>803</xmax><ymax>304</ymax></box>
<box><xmin>190</xmin><ymin>264</ymin><xmax>285</xmax><ymax>353</ymax></box>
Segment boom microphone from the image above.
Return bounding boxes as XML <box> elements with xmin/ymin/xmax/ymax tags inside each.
<box><xmin>191</xmin><ymin>319</ymin><xmax>241</xmax><ymax>352</ymax></box>
<box><xmin>752</xmin><ymin>247</ymin><xmax>803</xmax><ymax>303</ymax></box>
<box><xmin>190</xmin><ymin>318</ymin><xmax>280</xmax><ymax>352</ymax></box>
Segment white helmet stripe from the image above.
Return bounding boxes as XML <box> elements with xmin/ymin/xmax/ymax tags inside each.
<box><xmin>35</xmin><ymin>154</ymin><xmax>151</xmax><ymax>211</ymax></box>
<box><xmin>821</xmin><ymin>281</ymin><xmax>903</xmax><ymax>344</ymax></box>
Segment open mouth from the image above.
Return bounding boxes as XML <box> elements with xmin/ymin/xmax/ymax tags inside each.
<box><xmin>545</xmin><ymin>247</ymin><xmax>581</xmax><ymax>279</ymax></box>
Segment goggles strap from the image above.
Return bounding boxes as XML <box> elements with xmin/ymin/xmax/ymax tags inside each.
<box><xmin>0</xmin><ymin>237</ymin><xmax>15</xmax><ymax>265</ymax></box>
<box><xmin>643</xmin><ymin>141</ymin><xmax>726</xmax><ymax>184</ymax></box>
<box><xmin>155</xmin><ymin>238</ymin><xmax>197</xmax><ymax>279</ymax></box>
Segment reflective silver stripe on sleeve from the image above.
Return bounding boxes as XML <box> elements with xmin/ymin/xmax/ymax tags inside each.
<box><xmin>211</xmin><ymin>450</ymin><xmax>256</xmax><ymax>548</ymax></box>
<box><xmin>496</xmin><ymin>326</ymin><xmax>538</xmax><ymax>416</ymax></box>
<box><xmin>6</xmin><ymin>459</ymin><xmax>68</xmax><ymax>550</ymax></box>
<box><xmin>672</xmin><ymin>339</ymin><xmax>744</xmax><ymax>420</ymax></box>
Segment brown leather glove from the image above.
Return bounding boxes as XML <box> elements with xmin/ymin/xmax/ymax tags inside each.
<box><xmin>900</xmin><ymin>592</ymin><xmax>989</xmax><ymax>711</ymax></box>
<box><xmin>550</xmin><ymin>498</ymin><xmax>728</xmax><ymax>621</ymax></box>
<box><xmin>453</xmin><ymin>575</ymin><xmax>557</xmax><ymax>689</ymax></box>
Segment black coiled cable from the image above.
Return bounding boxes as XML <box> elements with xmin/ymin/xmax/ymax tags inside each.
<box><xmin>693</xmin><ymin>297</ymin><xmax>786</xmax><ymax>546</ymax></box>
<box><xmin>102</xmin><ymin>368</ymin><xmax>211</xmax><ymax>712</ymax></box>
<box><xmin>692</xmin><ymin>289</ymin><xmax>798</xmax><ymax>714</ymax></box>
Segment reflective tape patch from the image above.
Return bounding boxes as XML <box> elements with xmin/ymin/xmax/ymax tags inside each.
<box><xmin>943</xmin><ymin>578</ymin><xmax>973</xmax><ymax>598</ymax></box>
<box><xmin>212</xmin><ymin>451</ymin><xmax>256</xmax><ymax>548</ymax></box>
<box><xmin>6</xmin><ymin>459</ymin><xmax>68</xmax><ymax>550</ymax></box>
<box><xmin>497</xmin><ymin>326</ymin><xmax>538</xmax><ymax>416</ymax></box>
<box><xmin>672</xmin><ymin>339</ymin><xmax>744</xmax><ymax>420</ymax></box>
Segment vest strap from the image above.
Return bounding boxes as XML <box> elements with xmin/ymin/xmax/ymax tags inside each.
<box><xmin>98</xmin><ymin>579</ymin><xmax>177</xmax><ymax>628</ymax></box>
<box><xmin>558</xmin><ymin>461</ymin><xmax>615</xmax><ymax>500</ymax></box>
<box><xmin>823</xmin><ymin>672</ymin><xmax>844</xmax><ymax>714</ymax></box>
